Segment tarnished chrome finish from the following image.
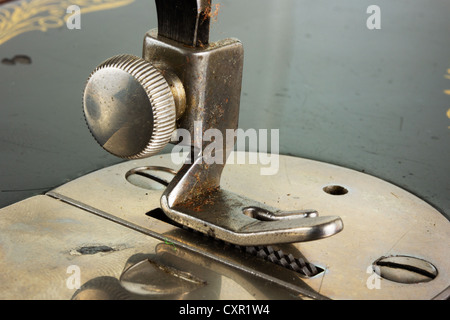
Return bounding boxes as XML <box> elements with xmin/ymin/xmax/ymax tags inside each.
<box><xmin>143</xmin><ymin>29</ymin><xmax>244</xmax><ymax>150</ymax></box>
<box><xmin>83</xmin><ymin>54</ymin><xmax>184</xmax><ymax>159</ymax></box>
<box><xmin>39</xmin><ymin>153</ymin><xmax>449</xmax><ymax>300</ymax></box>
<box><xmin>143</xmin><ymin>28</ymin><xmax>343</xmax><ymax>245</ymax></box>
<box><xmin>46</xmin><ymin>189</ymin><xmax>328</xmax><ymax>300</ymax></box>
<box><xmin>0</xmin><ymin>194</ymin><xmax>317</xmax><ymax>300</ymax></box>
<box><xmin>82</xmin><ymin>1</ymin><xmax>343</xmax><ymax>245</ymax></box>
<box><xmin>161</xmin><ymin>192</ymin><xmax>342</xmax><ymax>246</ymax></box>
<box><xmin>161</xmin><ymin>162</ymin><xmax>343</xmax><ymax>246</ymax></box>
<box><xmin>160</xmin><ymin>151</ymin><xmax>343</xmax><ymax>245</ymax></box>
<box><xmin>1</xmin><ymin>151</ymin><xmax>448</xmax><ymax>299</ymax></box>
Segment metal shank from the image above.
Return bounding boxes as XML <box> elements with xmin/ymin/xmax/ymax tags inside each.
<box><xmin>144</xmin><ymin>29</ymin><xmax>243</xmax><ymax>152</ymax></box>
<box><xmin>144</xmin><ymin>30</ymin><xmax>343</xmax><ymax>245</ymax></box>
<box><xmin>155</xmin><ymin>0</ymin><xmax>212</xmax><ymax>47</ymax></box>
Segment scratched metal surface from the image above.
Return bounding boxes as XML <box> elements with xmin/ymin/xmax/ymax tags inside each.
<box><xmin>0</xmin><ymin>0</ymin><xmax>449</xmax><ymax>219</ymax></box>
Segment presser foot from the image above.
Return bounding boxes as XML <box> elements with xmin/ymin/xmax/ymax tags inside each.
<box><xmin>161</xmin><ymin>189</ymin><xmax>343</xmax><ymax>246</ymax></box>
<box><xmin>160</xmin><ymin>155</ymin><xmax>343</xmax><ymax>246</ymax></box>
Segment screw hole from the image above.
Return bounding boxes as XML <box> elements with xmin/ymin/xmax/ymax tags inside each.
<box><xmin>323</xmin><ymin>185</ymin><xmax>348</xmax><ymax>196</ymax></box>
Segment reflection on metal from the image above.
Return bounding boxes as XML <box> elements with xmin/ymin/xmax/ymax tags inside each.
<box><xmin>47</xmin><ymin>188</ymin><xmax>329</xmax><ymax>300</ymax></box>
<box><xmin>72</xmin><ymin>243</ymin><xmax>316</xmax><ymax>300</ymax></box>
<box><xmin>0</xmin><ymin>0</ymin><xmax>135</xmax><ymax>46</ymax></box>
<box><xmin>120</xmin><ymin>254</ymin><xmax>208</xmax><ymax>298</ymax></box>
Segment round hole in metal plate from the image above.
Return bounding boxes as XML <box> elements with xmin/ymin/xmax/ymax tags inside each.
<box><xmin>125</xmin><ymin>166</ymin><xmax>177</xmax><ymax>190</ymax></box>
<box><xmin>323</xmin><ymin>185</ymin><xmax>348</xmax><ymax>196</ymax></box>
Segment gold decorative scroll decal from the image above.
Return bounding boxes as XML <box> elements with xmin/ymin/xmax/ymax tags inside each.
<box><xmin>0</xmin><ymin>0</ymin><xmax>135</xmax><ymax>46</ymax></box>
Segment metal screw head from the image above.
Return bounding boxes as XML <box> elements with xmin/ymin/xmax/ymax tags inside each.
<box><xmin>373</xmin><ymin>255</ymin><xmax>438</xmax><ymax>284</ymax></box>
<box><xmin>83</xmin><ymin>54</ymin><xmax>178</xmax><ymax>159</ymax></box>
